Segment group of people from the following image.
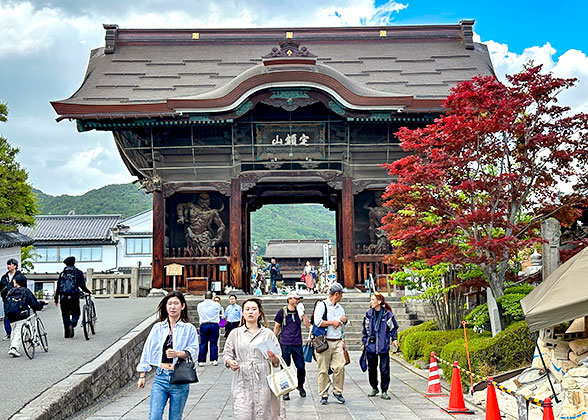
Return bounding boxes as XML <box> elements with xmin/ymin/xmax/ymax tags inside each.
<box><xmin>0</xmin><ymin>257</ymin><xmax>92</xmax><ymax>357</ymax></box>
<box><xmin>261</xmin><ymin>258</ymin><xmax>319</xmax><ymax>295</ymax></box>
<box><xmin>137</xmin><ymin>283</ymin><xmax>399</xmax><ymax>420</ymax></box>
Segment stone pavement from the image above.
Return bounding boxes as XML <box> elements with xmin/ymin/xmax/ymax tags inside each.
<box><xmin>81</xmin><ymin>351</ymin><xmax>484</xmax><ymax>420</ymax></box>
<box><xmin>0</xmin><ymin>297</ymin><xmax>160</xmax><ymax>419</ymax></box>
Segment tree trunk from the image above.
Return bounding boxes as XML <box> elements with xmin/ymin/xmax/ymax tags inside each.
<box><xmin>485</xmin><ymin>267</ymin><xmax>505</xmax><ymax>335</ymax></box>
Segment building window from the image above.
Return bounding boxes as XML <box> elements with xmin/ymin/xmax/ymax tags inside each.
<box><xmin>34</xmin><ymin>246</ymin><xmax>102</xmax><ymax>262</ymax></box>
<box><xmin>126</xmin><ymin>238</ymin><xmax>151</xmax><ymax>255</ymax></box>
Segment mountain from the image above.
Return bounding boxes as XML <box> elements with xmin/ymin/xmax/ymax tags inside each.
<box><xmin>33</xmin><ymin>184</ymin><xmax>152</xmax><ymax>218</ymax></box>
<box><xmin>250</xmin><ymin>204</ymin><xmax>336</xmax><ymax>254</ymax></box>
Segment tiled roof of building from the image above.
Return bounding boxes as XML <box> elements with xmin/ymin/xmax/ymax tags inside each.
<box><xmin>19</xmin><ymin>215</ymin><xmax>122</xmax><ymax>242</ymax></box>
<box><xmin>0</xmin><ymin>231</ymin><xmax>34</xmax><ymax>249</ymax></box>
<box><xmin>264</xmin><ymin>239</ymin><xmax>331</xmax><ymax>259</ymax></box>
<box><xmin>52</xmin><ymin>22</ymin><xmax>494</xmax><ymax>119</ymax></box>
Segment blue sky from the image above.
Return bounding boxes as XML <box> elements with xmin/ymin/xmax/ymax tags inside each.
<box><xmin>0</xmin><ymin>0</ymin><xmax>587</xmax><ymax>195</ymax></box>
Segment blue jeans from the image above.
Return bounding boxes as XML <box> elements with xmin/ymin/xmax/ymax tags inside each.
<box><xmin>149</xmin><ymin>368</ymin><xmax>190</xmax><ymax>420</ymax></box>
<box><xmin>4</xmin><ymin>315</ymin><xmax>11</xmax><ymax>336</ymax></box>
<box><xmin>281</xmin><ymin>343</ymin><xmax>306</xmax><ymax>388</ymax></box>
<box><xmin>270</xmin><ymin>277</ymin><xmax>278</xmax><ymax>294</ymax></box>
<box><xmin>198</xmin><ymin>322</ymin><xmax>219</xmax><ymax>363</ymax></box>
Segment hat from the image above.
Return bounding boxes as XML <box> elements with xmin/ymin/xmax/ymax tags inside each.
<box><xmin>63</xmin><ymin>256</ymin><xmax>76</xmax><ymax>266</ymax></box>
<box><xmin>329</xmin><ymin>283</ymin><xmax>344</xmax><ymax>294</ymax></box>
<box><xmin>286</xmin><ymin>291</ymin><xmax>302</xmax><ymax>299</ymax></box>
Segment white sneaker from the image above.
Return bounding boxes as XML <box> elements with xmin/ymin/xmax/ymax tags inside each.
<box><xmin>8</xmin><ymin>347</ymin><xmax>20</xmax><ymax>357</ymax></box>
<box><xmin>212</xmin><ymin>360</ymin><xmax>218</xmax><ymax>366</ymax></box>
<box><xmin>198</xmin><ymin>362</ymin><xmax>205</xmax><ymax>367</ymax></box>
<box><xmin>2</xmin><ymin>335</ymin><xmax>10</xmax><ymax>341</ymax></box>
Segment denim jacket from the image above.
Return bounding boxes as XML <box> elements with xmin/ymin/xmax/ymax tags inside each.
<box><xmin>361</xmin><ymin>308</ymin><xmax>399</xmax><ymax>354</ymax></box>
<box><xmin>137</xmin><ymin>320</ymin><xmax>198</xmax><ymax>372</ymax></box>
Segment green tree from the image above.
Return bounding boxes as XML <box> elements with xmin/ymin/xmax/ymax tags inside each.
<box><xmin>0</xmin><ymin>103</ymin><xmax>37</xmax><ymax>231</ymax></box>
<box><xmin>20</xmin><ymin>245</ymin><xmax>39</xmax><ymax>273</ymax></box>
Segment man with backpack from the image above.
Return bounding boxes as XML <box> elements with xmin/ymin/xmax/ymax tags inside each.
<box><xmin>273</xmin><ymin>291</ymin><xmax>311</xmax><ymax>400</ymax></box>
<box><xmin>5</xmin><ymin>276</ymin><xmax>44</xmax><ymax>357</ymax></box>
<box><xmin>0</xmin><ymin>259</ymin><xmax>28</xmax><ymax>341</ymax></box>
<box><xmin>54</xmin><ymin>256</ymin><xmax>91</xmax><ymax>338</ymax></box>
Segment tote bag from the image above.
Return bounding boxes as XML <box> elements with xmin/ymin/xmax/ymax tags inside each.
<box><xmin>302</xmin><ymin>330</ymin><xmax>313</xmax><ymax>363</ymax></box>
<box><xmin>267</xmin><ymin>356</ymin><xmax>298</xmax><ymax>397</ymax></box>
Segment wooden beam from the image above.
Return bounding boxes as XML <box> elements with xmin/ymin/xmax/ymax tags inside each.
<box><xmin>230</xmin><ymin>179</ymin><xmax>243</xmax><ymax>289</ymax></box>
<box><xmin>341</xmin><ymin>177</ymin><xmax>356</xmax><ymax>289</ymax></box>
<box><xmin>152</xmin><ymin>189</ymin><xmax>165</xmax><ymax>289</ymax></box>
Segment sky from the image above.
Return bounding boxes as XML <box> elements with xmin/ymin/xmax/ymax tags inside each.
<box><xmin>1</xmin><ymin>0</ymin><xmax>587</xmax><ymax>196</ymax></box>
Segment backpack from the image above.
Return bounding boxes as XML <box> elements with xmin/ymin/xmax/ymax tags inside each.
<box><xmin>276</xmin><ymin>306</ymin><xmax>299</xmax><ymax>341</ymax></box>
<box><xmin>59</xmin><ymin>268</ymin><xmax>78</xmax><ymax>297</ymax></box>
<box><xmin>4</xmin><ymin>288</ymin><xmax>29</xmax><ymax>321</ymax></box>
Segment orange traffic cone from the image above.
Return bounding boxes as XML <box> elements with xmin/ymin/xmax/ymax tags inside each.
<box><xmin>542</xmin><ymin>398</ymin><xmax>555</xmax><ymax>420</ymax></box>
<box><xmin>442</xmin><ymin>361</ymin><xmax>475</xmax><ymax>414</ymax></box>
<box><xmin>425</xmin><ymin>352</ymin><xmax>446</xmax><ymax>396</ymax></box>
<box><xmin>485</xmin><ymin>377</ymin><xmax>501</xmax><ymax>420</ymax></box>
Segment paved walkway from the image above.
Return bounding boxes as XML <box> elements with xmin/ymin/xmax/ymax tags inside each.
<box><xmin>0</xmin><ymin>297</ymin><xmax>160</xmax><ymax>419</ymax></box>
<box><xmin>81</xmin><ymin>352</ymin><xmax>484</xmax><ymax>420</ymax></box>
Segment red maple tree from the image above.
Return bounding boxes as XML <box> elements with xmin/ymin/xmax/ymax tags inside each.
<box><xmin>382</xmin><ymin>65</ymin><xmax>588</xmax><ymax>315</ymax></box>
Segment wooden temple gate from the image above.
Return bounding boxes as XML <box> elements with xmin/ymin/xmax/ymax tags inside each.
<box><xmin>51</xmin><ymin>22</ymin><xmax>492</xmax><ymax>292</ymax></box>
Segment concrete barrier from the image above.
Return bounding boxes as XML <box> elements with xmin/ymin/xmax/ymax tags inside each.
<box><xmin>11</xmin><ymin>314</ymin><xmax>157</xmax><ymax>420</ymax></box>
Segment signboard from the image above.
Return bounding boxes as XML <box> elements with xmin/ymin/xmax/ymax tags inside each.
<box><xmin>165</xmin><ymin>263</ymin><xmax>184</xmax><ymax>276</ymax></box>
<box><xmin>211</xmin><ymin>281</ymin><xmax>222</xmax><ymax>292</ymax></box>
<box><xmin>219</xmin><ymin>265</ymin><xmax>227</xmax><ymax>272</ymax></box>
<box><xmin>255</xmin><ymin>123</ymin><xmax>325</xmax><ymax>161</ymax></box>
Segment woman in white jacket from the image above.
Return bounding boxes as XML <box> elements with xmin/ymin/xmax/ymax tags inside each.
<box><xmin>137</xmin><ymin>291</ymin><xmax>198</xmax><ymax>420</ymax></box>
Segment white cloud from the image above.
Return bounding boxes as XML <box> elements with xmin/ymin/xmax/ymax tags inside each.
<box><xmin>482</xmin><ymin>39</ymin><xmax>588</xmax><ymax>113</ymax></box>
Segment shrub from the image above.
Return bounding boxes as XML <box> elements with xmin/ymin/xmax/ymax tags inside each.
<box><xmin>398</xmin><ymin>319</ymin><xmax>438</xmax><ymax>347</ymax></box>
<box><xmin>504</xmin><ymin>284</ymin><xmax>534</xmax><ymax>295</ymax></box>
<box><xmin>401</xmin><ymin>328</ymin><xmax>477</xmax><ymax>362</ymax></box>
<box><xmin>439</xmin><ymin>321</ymin><xmax>534</xmax><ymax>387</ymax></box>
<box><xmin>464</xmin><ymin>288</ymin><xmax>532</xmax><ymax>331</ymax></box>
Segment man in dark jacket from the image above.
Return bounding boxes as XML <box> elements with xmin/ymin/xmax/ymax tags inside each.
<box><xmin>262</xmin><ymin>258</ymin><xmax>281</xmax><ymax>294</ymax></box>
<box><xmin>5</xmin><ymin>276</ymin><xmax>43</xmax><ymax>357</ymax></box>
<box><xmin>54</xmin><ymin>256</ymin><xmax>91</xmax><ymax>338</ymax></box>
<box><xmin>1</xmin><ymin>258</ymin><xmax>28</xmax><ymax>341</ymax></box>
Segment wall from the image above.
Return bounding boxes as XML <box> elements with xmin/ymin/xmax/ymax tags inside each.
<box><xmin>0</xmin><ymin>246</ymin><xmax>21</xmax><ymax>267</ymax></box>
<box><xmin>32</xmin><ymin>245</ymin><xmax>117</xmax><ymax>274</ymax></box>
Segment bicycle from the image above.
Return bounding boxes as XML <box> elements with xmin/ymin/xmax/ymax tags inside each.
<box><xmin>20</xmin><ymin>311</ymin><xmax>49</xmax><ymax>359</ymax></box>
<box><xmin>81</xmin><ymin>291</ymin><xmax>99</xmax><ymax>340</ymax></box>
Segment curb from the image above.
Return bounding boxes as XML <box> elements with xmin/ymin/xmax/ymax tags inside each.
<box><xmin>10</xmin><ymin>314</ymin><xmax>157</xmax><ymax>420</ymax></box>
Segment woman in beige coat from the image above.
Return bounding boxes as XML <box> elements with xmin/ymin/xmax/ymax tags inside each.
<box><xmin>223</xmin><ymin>298</ymin><xmax>283</xmax><ymax>420</ymax></box>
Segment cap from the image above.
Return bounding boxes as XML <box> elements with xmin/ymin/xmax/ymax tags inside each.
<box><xmin>329</xmin><ymin>282</ymin><xmax>344</xmax><ymax>294</ymax></box>
<box><xmin>63</xmin><ymin>256</ymin><xmax>76</xmax><ymax>266</ymax></box>
<box><xmin>286</xmin><ymin>291</ymin><xmax>302</xmax><ymax>299</ymax></box>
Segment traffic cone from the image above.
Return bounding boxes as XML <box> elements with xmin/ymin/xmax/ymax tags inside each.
<box><xmin>424</xmin><ymin>352</ymin><xmax>446</xmax><ymax>396</ymax></box>
<box><xmin>442</xmin><ymin>361</ymin><xmax>475</xmax><ymax>414</ymax></box>
<box><xmin>485</xmin><ymin>377</ymin><xmax>501</xmax><ymax>420</ymax></box>
<box><xmin>542</xmin><ymin>398</ymin><xmax>555</xmax><ymax>420</ymax></box>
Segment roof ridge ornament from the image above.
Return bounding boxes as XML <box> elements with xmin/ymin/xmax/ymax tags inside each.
<box><xmin>262</xmin><ymin>39</ymin><xmax>317</xmax><ymax>59</ymax></box>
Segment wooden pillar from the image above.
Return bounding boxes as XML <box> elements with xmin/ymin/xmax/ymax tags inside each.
<box><xmin>341</xmin><ymin>177</ymin><xmax>356</xmax><ymax>289</ymax></box>
<box><xmin>152</xmin><ymin>189</ymin><xmax>165</xmax><ymax>289</ymax></box>
<box><xmin>230</xmin><ymin>179</ymin><xmax>243</xmax><ymax>290</ymax></box>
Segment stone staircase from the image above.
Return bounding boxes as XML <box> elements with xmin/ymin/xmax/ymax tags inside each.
<box><xmin>186</xmin><ymin>292</ymin><xmax>422</xmax><ymax>351</ymax></box>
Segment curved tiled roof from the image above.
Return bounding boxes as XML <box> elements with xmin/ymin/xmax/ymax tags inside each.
<box><xmin>19</xmin><ymin>215</ymin><xmax>122</xmax><ymax>242</ymax></box>
<box><xmin>0</xmin><ymin>232</ymin><xmax>34</xmax><ymax>249</ymax></box>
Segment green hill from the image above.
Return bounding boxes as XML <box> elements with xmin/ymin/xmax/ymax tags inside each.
<box><xmin>33</xmin><ymin>184</ymin><xmax>152</xmax><ymax>218</ymax></box>
<box><xmin>250</xmin><ymin>204</ymin><xmax>336</xmax><ymax>254</ymax></box>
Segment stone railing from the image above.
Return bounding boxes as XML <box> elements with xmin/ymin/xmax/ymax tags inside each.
<box><xmin>86</xmin><ymin>267</ymin><xmax>148</xmax><ymax>298</ymax></box>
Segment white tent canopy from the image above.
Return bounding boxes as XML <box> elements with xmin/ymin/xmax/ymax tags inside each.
<box><xmin>521</xmin><ymin>246</ymin><xmax>588</xmax><ymax>332</ymax></box>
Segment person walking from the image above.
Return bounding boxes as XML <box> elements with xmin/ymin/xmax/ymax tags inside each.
<box><xmin>5</xmin><ymin>276</ymin><xmax>44</xmax><ymax>357</ymax></box>
<box><xmin>54</xmin><ymin>256</ymin><xmax>91</xmax><ymax>338</ymax></box>
<box><xmin>224</xmin><ymin>294</ymin><xmax>242</xmax><ymax>337</ymax></box>
<box><xmin>223</xmin><ymin>298</ymin><xmax>283</xmax><ymax>420</ymax></box>
<box><xmin>312</xmin><ymin>282</ymin><xmax>349</xmax><ymax>405</ymax></box>
<box><xmin>361</xmin><ymin>292</ymin><xmax>399</xmax><ymax>400</ymax></box>
<box><xmin>302</xmin><ymin>260</ymin><xmax>316</xmax><ymax>292</ymax></box>
<box><xmin>137</xmin><ymin>291</ymin><xmax>198</xmax><ymax>420</ymax></box>
<box><xmin>0</xmin><ymin>259</ymin><xmax>27</xmax><ymax>341</ymax></box>
<box><xmin>262</xmin><ymin>258</ymin><xmax>281</xmax><ymax>294</ymax></box>
<box><xmin>273</xmin><ymin>291</ymin><xmax>310</xmax><ymax>400</ymax></box>
<box><xmin>197</xmin><ymin>291</ymin><xmax>222</xmax><ymax>366</ymax></box>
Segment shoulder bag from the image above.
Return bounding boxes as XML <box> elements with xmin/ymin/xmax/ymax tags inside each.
<box><xmin>170</xmin><ymin>350</ymin><xmax>199</xmax><ymax>384</ymax></box>
<box><xmin>302</xmin><ymin>329</ymin><xmax>314</xmax><ymax>362</ymax></box>
<box><xmin>311</xmin><ymin>301</ymin><xmax>329</xmax><ymax>353</ymax></box>
<box><xmin>267</xmin><ymin>355</ymin><xmax>298</xmax><ymax>397</ymax></box>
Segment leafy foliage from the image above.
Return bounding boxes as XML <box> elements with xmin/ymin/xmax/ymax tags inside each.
<box><xmin>20</xmin><ymin>245</ymin><xmax>39</xmax><ymax>273</ymax></box>
<box><xmin>0</xmin><ymin>103</ymin><xmax>37</xmax><ymax>232</ymax></box>
<box><xmin>34</xmin><ymin>184</ymin><xmax>152</xmax><ymax>218</ymax></box>
<box><xmin>382</xmin><ymin>65</ymin><xmax>588</xmax><ymax>333</ymax></box>
<box><xmin>250</xmin><ymin>204</ymin><xmax>336</xmax><ymax>254</ymax></box>
<box><xmin>464</xmin><ymin>285</ymin><xmax>534</xmax><ymax>330</ymax></box>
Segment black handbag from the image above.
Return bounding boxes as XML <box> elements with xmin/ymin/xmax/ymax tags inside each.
<box><xmin>170</xmin><ymin>350</ymin><xmax>198</xmax><ymax>385</ymax></box>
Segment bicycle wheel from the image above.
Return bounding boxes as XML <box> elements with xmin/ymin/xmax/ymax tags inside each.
<box><xmin>36</xmin><ymin>317</ymin><xmax>49</xmax><ymax>352</ymax></box>
<box><xmin>89</xmin><ymin>300</ymin><xmax>96</xmax><ymax>335</ymax></box>
<box><xmin>82</xmin><ymin>304</ymin><xmax>90</xmax><ymax>340</ymax></box>
<box><xmin>21</xmin><ymin>323</ymin><xmax>35</xmax><ymax>359</ymax></box>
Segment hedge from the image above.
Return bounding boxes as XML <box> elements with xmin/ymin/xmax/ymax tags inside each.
<box><xmin>439</xmin><ymin>321</ymin><xmax>534</xmax><ymax>386</ymax></box>
<box><xmin>400</xmin><ymin>328</ymin><xmax>482</xmax><ymax>362</ymax></box>
<box><xmin>398</xmin><ymin>319</ymin><xmax>438</xmax><ymax>346</ymax></box>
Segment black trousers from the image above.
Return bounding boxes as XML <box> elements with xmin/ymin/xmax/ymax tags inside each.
<box><xmin>59</xmin><ymin>296</ymin><xmax>81</xmax><ymax>334</ymax></box>
<box><xmin>367</xmin><ymin>351</ymin><xmax>390</xmax><ymax>392</ymax></box>
<box><xmin>280</xmin><ymin>343</ymin><xmax>306</xmax><ymax>389</ymax></box>
<box><xmin>225</xmin><ymin>321</ymin><xmax>239</xmax><ymax>338</ymax></box>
